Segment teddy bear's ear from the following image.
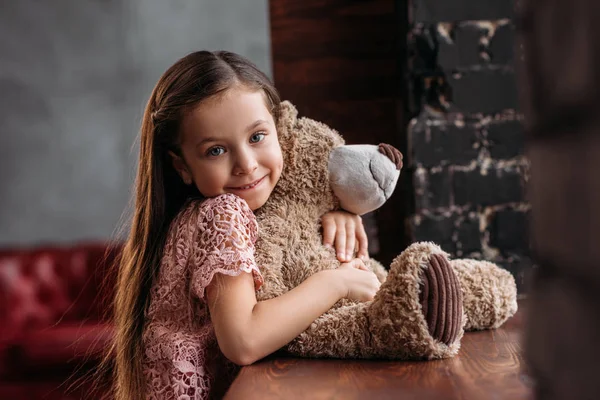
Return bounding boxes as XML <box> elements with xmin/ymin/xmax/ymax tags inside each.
<box><xmin>276</xmin><ymin>101</ymin><xmax>298</xmax><ymax>139</ymax></box>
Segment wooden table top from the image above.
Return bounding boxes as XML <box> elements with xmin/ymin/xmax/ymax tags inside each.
<box><xmin>225</xmin><ymin>300</ymin><xmax>532</xmax><ymax>400</ymax></box>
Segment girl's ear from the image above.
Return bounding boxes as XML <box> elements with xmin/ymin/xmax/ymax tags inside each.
<box><xmin>169</xmin><ymin>151</ymin><xmax>193</xmax><ymax>185</ymax></box>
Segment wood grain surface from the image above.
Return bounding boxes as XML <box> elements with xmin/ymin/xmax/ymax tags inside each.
<box><xmin>225</xmin><ymin>301</ymin><xmax>532</xmax><ymax>400</ymax></box>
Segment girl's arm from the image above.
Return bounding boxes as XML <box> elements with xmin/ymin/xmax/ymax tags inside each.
<box><xmin>206</xmin><ymin>260</ymin><xmax>378</xmax><ymax>366</ymax></box>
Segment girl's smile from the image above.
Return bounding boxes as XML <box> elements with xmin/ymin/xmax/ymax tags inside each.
<box><xmin>226</xmin><ymin>175</ymin><xmax>267</xmax><ymax>191</ymax></box>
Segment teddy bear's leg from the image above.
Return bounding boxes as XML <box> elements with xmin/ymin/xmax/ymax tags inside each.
<box><xmin>366</xmin><ymin>242</ymin><xmax>465</xmax><ymax>360</ymax></box>
<box><xmin>450</xmin><ymin>259</ymin><xmax>518</xmax><ymax>330</ymax></box>
<box><xmin>286</xmin><ymin>242</ymin><xmax>465</xmax><ymax>360</ymax></box>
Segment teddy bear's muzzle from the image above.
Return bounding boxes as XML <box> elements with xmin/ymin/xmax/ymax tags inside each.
<box><xmin>328</xmin><ymin>144</ymin><xmax>401</xmax><ymax>215</ymax></box>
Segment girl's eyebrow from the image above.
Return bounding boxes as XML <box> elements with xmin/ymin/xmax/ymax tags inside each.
<box><xmin>245</xmin><ymin>119</ymin><xmax>269</xmax><ymax>132</ymax></box>
<box><xmin>195</xmin><ymin>137</ymin><xmax>219</xmax><ymax>148</ymax></box>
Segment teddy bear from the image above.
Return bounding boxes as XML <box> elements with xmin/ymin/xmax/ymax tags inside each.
<box><xmin>253</xmin><ymin>101</ymin><xmax>518</xmax><ymax>360</ymax></box>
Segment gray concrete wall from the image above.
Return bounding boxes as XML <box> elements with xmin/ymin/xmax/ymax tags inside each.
<box><xmin>0</xmin><ymin>0</ymin><xmax>271</xmax><ymax>246</ymax></box>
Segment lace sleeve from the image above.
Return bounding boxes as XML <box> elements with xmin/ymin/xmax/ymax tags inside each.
<box><xmin>190</xmin><ymin>194</ymin><xmax>263</xmax><ymax>300</ymax></box>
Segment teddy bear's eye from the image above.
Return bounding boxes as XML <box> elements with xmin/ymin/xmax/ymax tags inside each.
<box><xmin>250</xmin><ymin>132</ymin><xmax>266</xmax><ymax>143</ymax></box>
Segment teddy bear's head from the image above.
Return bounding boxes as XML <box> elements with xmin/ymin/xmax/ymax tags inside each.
<box><xmin>269</xmin><ymin>101</ymin><xmax>402</xmax><ymax>215</ymax></box>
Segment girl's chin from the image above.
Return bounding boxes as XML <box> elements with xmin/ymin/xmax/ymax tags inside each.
<box><xmin>243</xmin><ymin>191</ymin><xmax>271</xmax><ymax>211</ymax></box>
<box><xmin>243</xmin><ymin>196</ymin><xmax>265</xmax><ymax>211</ymax></box>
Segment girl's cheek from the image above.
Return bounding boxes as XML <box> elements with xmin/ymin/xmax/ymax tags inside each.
<box><xmin>274</xmin><ymin>147</ymin><xmax>284</xmax><ymax>170</ymax></box>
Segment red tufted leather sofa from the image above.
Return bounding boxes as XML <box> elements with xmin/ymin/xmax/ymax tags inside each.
<box><xmin>0</xmin><ymin>242</ymin><xmax>121</xmax><ymax>398</ymax></box>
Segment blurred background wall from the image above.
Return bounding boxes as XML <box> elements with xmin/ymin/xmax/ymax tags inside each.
<box><xmin>0</xmin><ymin>0</ymin><xmax>271</xmax><ymax>246</ymax></box>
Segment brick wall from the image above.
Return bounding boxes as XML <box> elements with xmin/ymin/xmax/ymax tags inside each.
<box><xmin>406</xmin><ymin>0</ymin><xmax>531</xmax><ymax>291</ymax></box>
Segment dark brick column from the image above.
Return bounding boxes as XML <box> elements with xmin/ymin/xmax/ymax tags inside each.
<box><xmin>406</xmin><ymin>0</ymin><xmax>530</xmax><ymax>291</ymax></box>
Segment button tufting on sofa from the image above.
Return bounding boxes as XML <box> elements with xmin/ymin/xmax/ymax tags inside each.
<box><xmin>0</xmin><ymin>243</ymin><xmax>120</xmax><ymax>378</ymax></box>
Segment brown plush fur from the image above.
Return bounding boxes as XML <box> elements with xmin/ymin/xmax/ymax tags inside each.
<box><xmin>253</xmin><ymin>101</ymin><xmax>517</xmax><ymax>360</ymax></box>
<box><xmin>451</xmin><ymin>259</ymin><xmax>518</xmax><ymax>330</ymax></box>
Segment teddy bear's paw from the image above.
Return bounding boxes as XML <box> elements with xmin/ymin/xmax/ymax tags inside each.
<box><xmin>450</xmin><ymin>259</ymin><xmax>519</xmax><ymax>330</ymax></box>
<box><xmin>419</xmin><ymin>253</ymin><xmax>464</xmax><ymax>345</ymax></box>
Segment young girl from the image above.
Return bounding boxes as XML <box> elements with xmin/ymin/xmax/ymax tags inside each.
<box><xmin>112</xmin><ymin>50</ymin><xmax>381</xmax><ymax>400</ymax></box>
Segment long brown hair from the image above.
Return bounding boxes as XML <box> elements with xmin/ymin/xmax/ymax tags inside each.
<box><xmin>108</xmin><ymin>50</ymin><xmax>280</xmax><ymax>400</ymax></box>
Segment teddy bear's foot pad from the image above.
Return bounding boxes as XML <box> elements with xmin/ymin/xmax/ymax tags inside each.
<box><xmin>419</xmin><ymin>254</ymin><xmax>463</xmax><ymax>345</ymax></box>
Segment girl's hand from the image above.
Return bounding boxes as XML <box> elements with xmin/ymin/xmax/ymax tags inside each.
<box><xmin>336</xmin><ymin>258</ymin><xmax>381</xmax><ymax>302</ymax></box>
<box><xmin>321</xmin><ymin>211</ymin><xmax>369</xmax><ymax>262</ymax></box>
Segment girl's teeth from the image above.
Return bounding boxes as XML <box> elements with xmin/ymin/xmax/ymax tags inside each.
<box><xmin>240</xmin><ymin>181</ymin><xmax>257</xmax><ymax>189</ymax></box>
<box><xmin>234</xmin><ymin>176</ymin><xmax>264</xmax><ymax>190</ymax></box>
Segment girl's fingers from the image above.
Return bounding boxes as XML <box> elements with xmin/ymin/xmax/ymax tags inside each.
<box><xmin>334</xmin><ymin>223</ymin><xmax>347</xmax><ymax>261</ymax></box>
<box><xmin>345</xmin><ymin>221</ymin><xmax>355</xmax><ymax>262</ymax></box>
<box><xmin>322</xmin><ymin>217</ymin><xmax>336</xmax><ymax>248</ymax></box>
<box><xmin>354</xmin><ymin>259</ymin><xmax>369</xmax><ymax>271</ymax></box>
<box><xmin>322</xmin><ymin>212</ymin><xmax>368</xmax><ymax>262</ymax></box>
<box><xmin>338</xmin><ymin>258</ymin><xmax>367</xmax><ymax>270</ymax></box>
<box><xmin>356</xmin><ymin>222</ymin><xmax>369</xmax><ymax>260</ymax></box>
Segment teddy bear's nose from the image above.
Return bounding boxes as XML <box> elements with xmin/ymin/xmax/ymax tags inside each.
<box><xmin>378</xmin><ymin>143</ymin><xmax>403</xmax><ymax>170</ymax></box>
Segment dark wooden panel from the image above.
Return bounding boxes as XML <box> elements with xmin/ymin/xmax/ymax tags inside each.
<box><xmin>269</xmin><ymin>1</ymin><xmax>398</xmax><ymax>146</ymax></box>
<box><xmin>520</xmin><ymin>0</ymin><xmax>600</xmax><ymax>398</ymax></box>
<box><xmin>269</xmin><ymin>0</ymin><xmax>410</xmax><ymax>264</ymax></box>
<box><xmin>226</xmin><ymin>301</ymin><xmax>531</xmax><ymax>399</ymax></box>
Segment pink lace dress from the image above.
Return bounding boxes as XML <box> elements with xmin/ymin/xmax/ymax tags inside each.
<box><xmin>142</xmin><ymin>193</ymin><xmax>264</xmax><ymax>400</ymax></box>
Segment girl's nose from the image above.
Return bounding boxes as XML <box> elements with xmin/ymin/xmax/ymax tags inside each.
<box><xmin>233</xmin><ymin>150</ymin><xmax>258</xmax><ymax>176</ymax></box>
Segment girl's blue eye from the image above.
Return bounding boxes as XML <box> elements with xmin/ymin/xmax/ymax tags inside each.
<box><xmin>250</xmin><ymin>132</ymin><xmax>265</xmax><ymax>143</ymax></box>
<box><xmin>207</xmin><ymin>147</ymin><xmax>225</xmax><ymax>157</ymax></box>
